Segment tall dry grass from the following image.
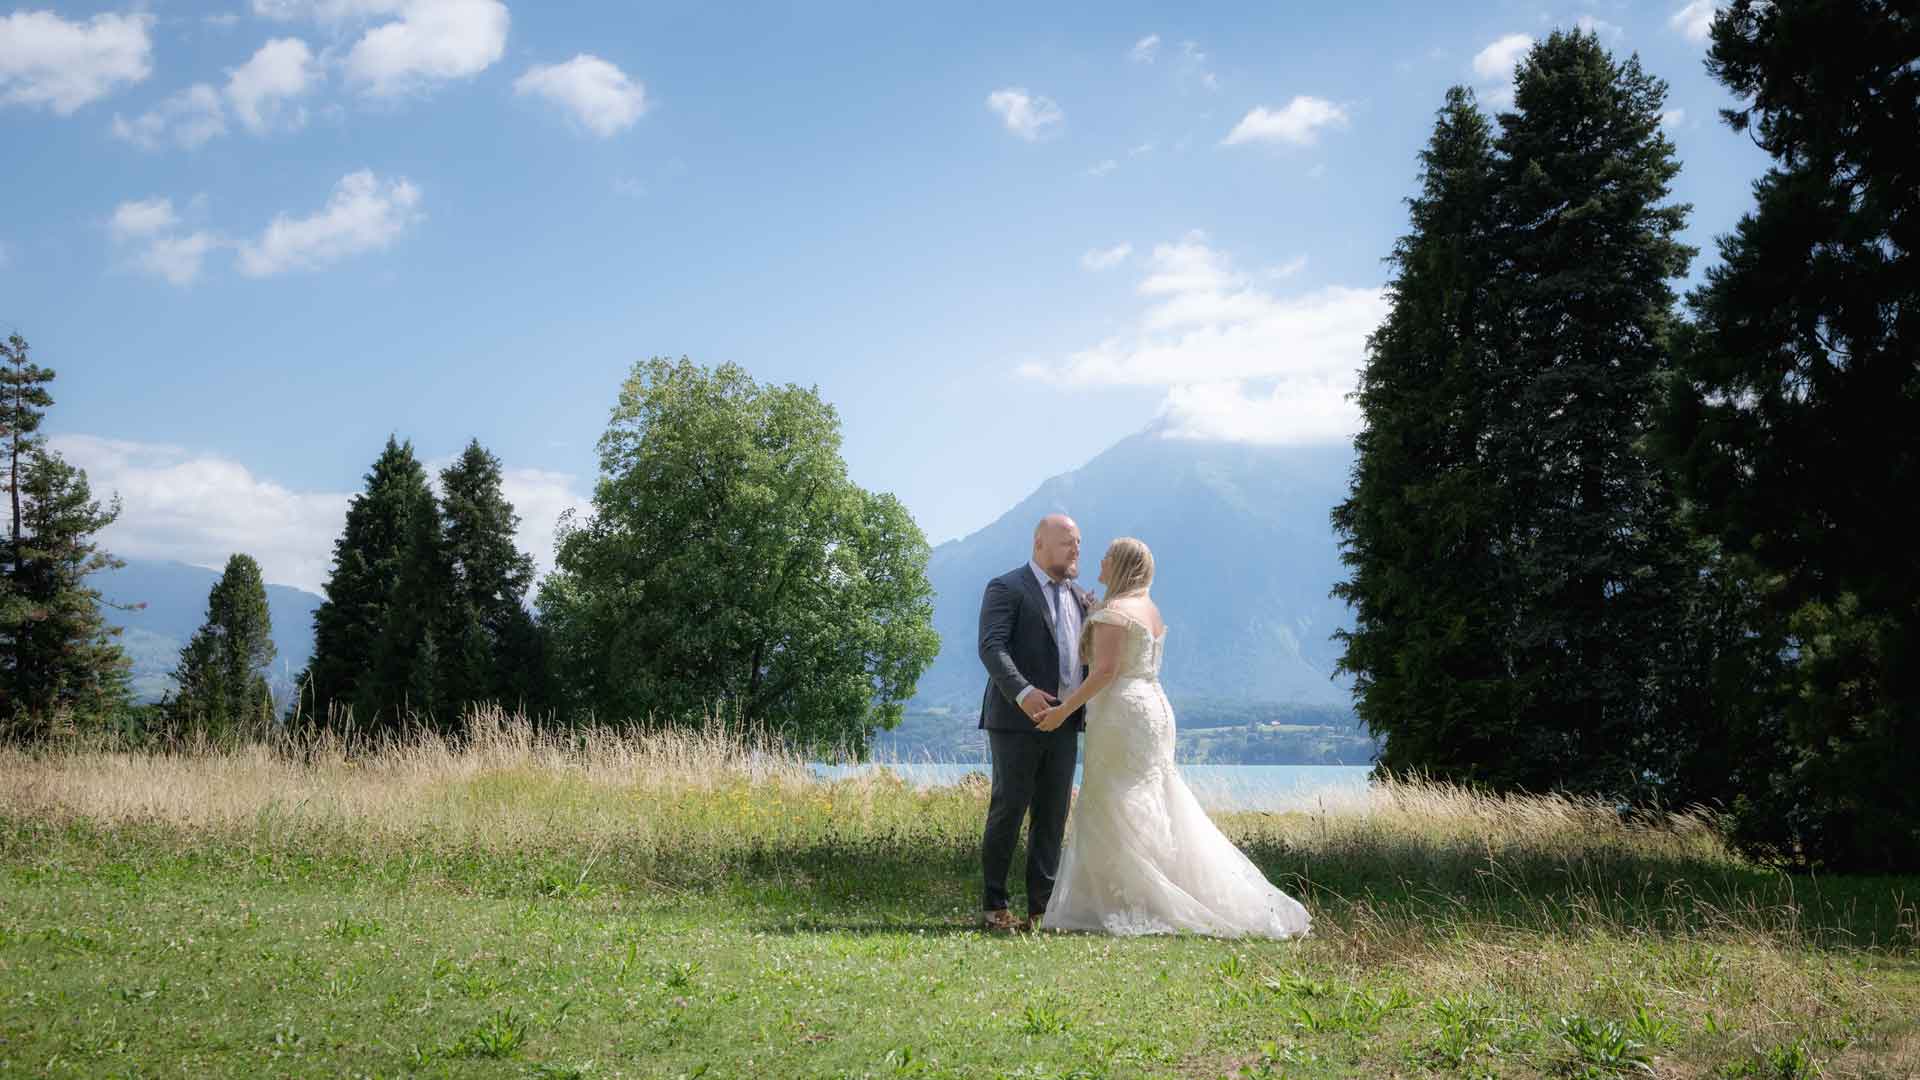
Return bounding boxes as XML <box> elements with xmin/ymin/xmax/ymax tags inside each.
<box><xmin>2</xmin><ymin>705</ymin><xmax>1912</xmax><ymax>953</ymax></box>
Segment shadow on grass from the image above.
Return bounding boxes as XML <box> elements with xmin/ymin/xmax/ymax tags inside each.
<box><xmin>710</xmin><ymin>831</ymin><xmax>1920</xmax><ymax>951</ymax></box>
<box><xmin>6</xmin><ymin>814</ymin><xmax>1916</xmax><ymax>953</ymax></box>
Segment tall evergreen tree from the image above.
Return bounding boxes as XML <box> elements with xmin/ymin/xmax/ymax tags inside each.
<box><xmin>1655</xmin><ymin>0</ymin><xmax>1919</xmax><ymax>869</ymax></box>
<box><xmin>168</xmin><ymin>553</ymin><xmax>276</xmax><ymax>741</ymax></box>
<box><xmin>294</xmin><ymin>436</ymin><xmax>437</xmax><ymax>732</ymax></box>
<box><xmin>438</xmin><ymin>440</ymin><xmax>545</xmax><ymax>716</ymax></box>
<box><xmin>1333</xmin><ymin>88</ymin><xmax>1517</xmax><ymax>781</ymax></box>
<box><xmin>1476</xmin><ymin>30</ymin><xmax>1701</xmax><ymax>795</ymax></box>
<box><xmin>0</xmin><ymin>334</ymin><xmax>131</xmax><ymax>738</ymax></box>
<box><xmin>362</xmin><ymin>480</ymin><xmax>451</xmax><ymax>728</ymax></box>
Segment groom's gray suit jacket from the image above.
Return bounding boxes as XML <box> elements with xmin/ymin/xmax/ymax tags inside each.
<box><xmin>977</xmin><ymin>565</ymin><xmax>1092</xmax><ymax>733</ymax></box>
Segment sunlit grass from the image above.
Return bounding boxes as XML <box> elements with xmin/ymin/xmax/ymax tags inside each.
<box><xmin>2</xmin><ymin>707</ymin><xmax>1916</xmax><ymax>1077</ymax></box>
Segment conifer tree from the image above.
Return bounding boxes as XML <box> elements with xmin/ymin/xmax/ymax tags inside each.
<box><xmin>1333</xmin><ymin>88</ymin><xmax>1518</xmax><ymax>781</ymax></box>
<box><xmin>362</xmin><ymin>480</ymin><xmax>450</xmax><ymax>728</ymax></box>
<box><xmin>1476</xmin><ymin>30</ymin><xmax>1700</xmax><ymax>794</ymax></box>
<box><xmin>438</xmin><ymin>440</ymin><xmax>545</xmax><ymax>716</ymax></box>
<box><xmin>1656</xmin><ymin>0</ymin><xmax>1920</xmax><ymax>868</ymax></box>
<box><xmin>0</xmin><ymin>334</ymin><xmax>131</xmax><ymax>738</ymax></box>
<box><xmin>169</xmin><ymin>553</ymin><xmax>275</xmax><ymax>741</ymax></box>
<box><xmin>295</xmin><ymin>436</ymin><xmax>436</xmax><ymax>732</ymax></box>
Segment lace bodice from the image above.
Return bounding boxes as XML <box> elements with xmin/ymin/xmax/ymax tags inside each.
<box><xmin>1087</xmin><ymin>608</ymin><xmax>1165</xmax><ymax>680</ymax></box>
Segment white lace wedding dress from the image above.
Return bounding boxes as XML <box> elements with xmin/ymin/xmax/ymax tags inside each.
<box><xmin>1042</xmin><ymin>609</ymin><xmax>1312</xmax><ymax>938</ymax></box>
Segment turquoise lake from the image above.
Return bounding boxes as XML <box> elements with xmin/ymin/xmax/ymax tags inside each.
<box><xmin>810</xmin><ymin>762</ymin><xmax>1373</xmax><ymax>812</ymax></box>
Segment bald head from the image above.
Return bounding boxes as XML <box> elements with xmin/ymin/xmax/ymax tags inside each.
<box><xmin>1031</xmin><ymin>514</ymin><xmax>1081</xmax><ymax>582</ymax></box>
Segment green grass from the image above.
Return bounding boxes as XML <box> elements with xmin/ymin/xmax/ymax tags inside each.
<box><xmin>1</xmin><ymin>717</ymin><xmax>1916</xmax><ymax>1078</ymax></box>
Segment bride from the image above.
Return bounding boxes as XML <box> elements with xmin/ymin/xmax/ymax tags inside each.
<box><xmin>1035</xmin><ymin>538</ymin><xmax>1311</xmax><ymax>939</ymax></box>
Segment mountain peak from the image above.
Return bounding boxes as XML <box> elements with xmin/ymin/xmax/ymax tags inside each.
<box><xmin>918</xmin><ymin>428</ymin><xmax>1357</xmax><ymax>712</ymax></box>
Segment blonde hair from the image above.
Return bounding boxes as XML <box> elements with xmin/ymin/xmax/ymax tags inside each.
<box><xmin>1079</xmin><ymin>537</ymin><xmax>1154</xmax><ymax>663</ymax></box>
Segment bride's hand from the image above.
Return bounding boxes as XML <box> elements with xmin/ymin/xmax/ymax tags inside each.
<box><xmin>1036</xmin><ymin>704</ymin><xmax>1069</xmax><ymax>732</ymax></box>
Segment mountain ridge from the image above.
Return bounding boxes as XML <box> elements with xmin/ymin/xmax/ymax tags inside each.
<box><xmin>912</xmin><ymin>430</ymin><xmax>1359</xmax><ymax>716</ymax></box>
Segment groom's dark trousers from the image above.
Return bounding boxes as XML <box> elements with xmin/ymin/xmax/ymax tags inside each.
<box><xmin>977</xmin><ymin>565</ymin><xmax>1088</xmax><ymax>917</ymax></box>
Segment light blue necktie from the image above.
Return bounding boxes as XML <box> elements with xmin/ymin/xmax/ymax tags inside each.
<box><xmin>1048</xmin><ymin>580</ymin><xmax>1074</xmax><ymax>690</ymax></box>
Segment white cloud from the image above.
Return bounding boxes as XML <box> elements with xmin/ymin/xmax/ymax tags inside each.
<box><xmin>1660</xmin><ymin>107</ymin><xmax>1686</xmax><ymax>129</ymax></box>
<box><xmin>347</xmin><ymin>0</ymin><xmax>508</xmax><ymax>96</ymax></box>
<box><xmin>268</xmin><ymin>0</ymin><xmax>507</xmax><ymax>96</ymax></box>
<box><xmin>986</xmin><ymin>87</ymin><xmax>1062</xmax><ymax>141</ymax></box>
<box><xmin>54</xmin><ymin>434</ymin><xmax>593</xmax><ymax>594</ymax></box>
<box><xmin>1472</xmin><ymin>33</ymin><xmax>1533</xmax><ymax>80</ymax></box>
<box><xmin>252</xmin><ymin>0</ymin><xmax>400</xmax><ymax>18</ymax></box>
<box><xmin>1158</xmin><ymin>380</ymin><xmax>1360</xmax><ymax>444</ymax></box>
<box><xmin>1129</xmin><ymin>141</ymin><xmax>1154</xmax><ymax>156</ymax></box>
<box><xmin>111</xmin><ymin>197</ymin><xmax>181</xmax><ymax>239</ymax></box>
<box><xmin>1576</xmin><ymin>15</ymin><xmax>1625</xmax><ymax>40</ymax></box>
<box><xmin>227</xmin><ymin>37</ymin><xmax>320</xmax><ymax>134</ymax></box>
<box><xmin>0</xmin><ymin>10</ymin><xmax>153</xmax><ymax>114</ymax></box>
<box><xmin>109</xmin><ymin>197</ymin><xmax>220</xmax><ymax>286</ymax></box>
<box><xmin>1670</xmin><ymin>0</ymin><xmax>1718</xmax><ymax>43</ymax></box>
<box><xmin>49</xmin><ymin>435</ymin><xmax>352</xmax><ymax>593</ymax></box>
<box><xmin>204</xmin><ymin>13</ymin><xmax>243</xmax><ymax>28</ymax></box>
<box><xmin>238</xmin><ymin>170</ymin><xmax>422</xmax><ymax>277</ymax></box>
<box><xmin>497</xmin><ymin>467</ymin><xmax>592</xmax><ymax>578</ymax></box>
<box><xmin>1020</xmin><ymin>233</ymin><xmax>1388</xmax><ymax>444</ymax></box>
<box><xmin>1080</xmin><ymin>243</ymin><xmax>1132</xmax><ymax>271</ymax></box>
<box><xmin>136</xmin><ymin>230</ymin><xmax>221</xmax><ymax>286</ymax></box>
<box><xmin>1221</xmin><ymin>97</ymin><xmax>1349</xmax><ymax>147</ymax></box>
<box><xmin>1129</xmin><ymin>34</ymin><xmax>1160</xmax><ymax>63</ymax></box>
<box><xmin>514</xmin><ymin>54</ymin><xmax>647</xmax><ymax>137</ymax></box>
<box><xmin>110</xmin><ymin>39</ymin><xmax>317</xmax><ymax>150</ymax></box>
<box><xmin>1083</xmin><ymin>158</ymin><xmax>1117</xmax><ymax>177</ymax></box>
<box><xmin>112</xmin><ymin>83</ymin><xmax>229</xmax><ymax>150</ymax></box>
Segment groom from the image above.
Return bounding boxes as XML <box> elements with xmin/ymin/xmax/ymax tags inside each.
<box><xmin>976</xmin><ymin>513</ymin><xmax>1091</xmax><ymax>932</ymax></box>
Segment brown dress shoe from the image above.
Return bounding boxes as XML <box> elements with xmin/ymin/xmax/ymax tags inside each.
<box><xmin>981</xmin><ymin>909</ymin><xmax>1023</xmax><ymax>933</ymax></box>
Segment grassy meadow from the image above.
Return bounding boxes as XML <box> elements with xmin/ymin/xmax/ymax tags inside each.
<box><xmin>1</xmin><ymin>712</ymin><xmax>1916</xmax><ymax>1079</ymax></box>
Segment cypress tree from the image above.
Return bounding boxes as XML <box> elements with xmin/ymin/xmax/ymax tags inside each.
<box><xmin>362</xmin><ymin>480</ymin><xmax>450</xmax><ymax>729</ymax></box>
<box><xmin>1655</xmin><ymin>0</ymin><xmax>1920</xmax><ymax>869</ymax></box>
<box><xmin>1333</xmin><ymin>87</ymin><xmax>1518</xmax><ymax>781</ymax></box>
<box><xmin>296</xmin><ymin>436</ymin><xmax>436</xmax><ymax>733</ymax></box>
<box><xmin>438</xmin><ymin>440</ymin><xmax>545</xmax><ymax>717</ymax></box>
<box><xmin>1480</xmin><ymin>30</ymin><xmax>1699</xmax><ymax>795</ymax></box>
<box><xmin>168</xmin><ymin>553</ymin><xmax>276</xmax><ymax>742</ymax></box>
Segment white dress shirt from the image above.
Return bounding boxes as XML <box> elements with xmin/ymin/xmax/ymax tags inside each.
<box><xmin>1017</xmin><ymin>560</ymin><xmax>1083</xmax><ymax>708</ymax></box>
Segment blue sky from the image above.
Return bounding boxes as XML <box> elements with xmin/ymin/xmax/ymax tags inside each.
<box><xmin>3</xmin><ymin>0</ymin><xmax>1762</xmax><ymax>592</ymax></box>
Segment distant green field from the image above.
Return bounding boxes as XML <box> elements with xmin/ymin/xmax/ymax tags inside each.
<box><xmin>2</xmin><ymin>719</ymin><xmax>1914</xmax><ymax>1078</ymax></box>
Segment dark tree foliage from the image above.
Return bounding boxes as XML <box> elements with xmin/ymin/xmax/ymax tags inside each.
<box><xmin>168</xmin><ymin>553</ymin><xmax>276</xmax><ymax>741</ymax></box>
<box><xmin>297</xmin><ymin>435</ymin><xmax>553</xmax><ymax>735</ymax></box>
<box><xmin>1333</xmin><ymin>88</ymin><xmax>1519</xmax><ymax>781</ymax></box>
<box><xmin>1655</xmin><ymin>0</ymin><xmax>1920</xmax><ymax>869</ymax></box>
<box><xmin>363</xmin><ymin>475</ymin><xmax>451</xmax><ymax>728</ymax></box>
<box><xmin>294</xmin><ymin>436</ymin><xmax>437</xmax><ymax>732</ymax></box>
<box><xmin>438</xmin><ymin>440</ymin><xmax>546</xmax><ymax>716</ymax></box>
<box><xmin>1485</xmin><ymin>30</ymin><xmax>1701</xmax><ymax>795</ymax></box>
<box><xmin>0</xmin><ymin>334</ymin><xmax>131</xmax><ymax>738</ymax></box>
<box><xmin>539</xmin><ymin>358</ymin><xmax>940</xmax><ymax>754</ymax></box>
<box><xmin>1338</xmin><ymin>34</ymin><xmax>1743</xmax><ymax>802</ymax></box>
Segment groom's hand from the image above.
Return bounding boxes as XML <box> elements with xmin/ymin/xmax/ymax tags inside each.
<box><xmin>1020</xmin><ymin>691</ymin><xmax>1058</xmax><ymax>721</ymax></box>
